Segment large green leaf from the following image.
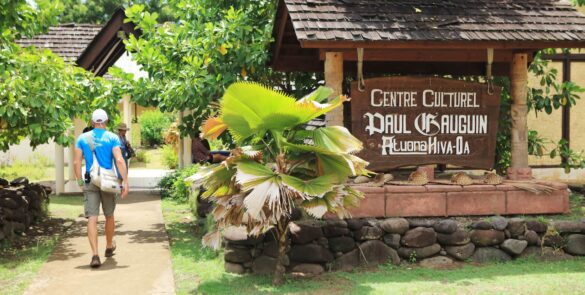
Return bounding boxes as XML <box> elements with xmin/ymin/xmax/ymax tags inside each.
<box><xmin>310</xmin><ymin>126</ymin><xmax>363</xmax><ymax>154</ymax></box>
<box><xmin>280</xmin><ymin>174</ymin><xmax>335</xmax><ymax>197</ymax></box>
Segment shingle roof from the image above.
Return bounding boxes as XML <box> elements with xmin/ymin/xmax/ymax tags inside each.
<box><xmin>16</xmin><ymin>24</ymin><xmax>102</xmax><ymax>62</ymax></box>
<box><xmin>284</xmin><ymin>0</ymin><xmax>585</xmax><ymax>42</ymax></box>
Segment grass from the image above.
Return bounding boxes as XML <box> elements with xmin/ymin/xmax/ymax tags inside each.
<box><xmin>0</xmin><ymin>195</ymin><xmax>83</xmax><ymax>295</ymax></box>
<box><xmin>161</xmin><ymin>198</ymin><xmax>585</xmax><ymax>295</ymax></box>
<box><xmin>130</xmin><ymin>147</ymin><xmax>168</xmax><ymax>170</ymax></box>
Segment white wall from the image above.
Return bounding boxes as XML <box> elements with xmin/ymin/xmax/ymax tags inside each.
<box><xmin>0</xmin><ymin>138</ymin><xmax>70</xmax><ymax>166</ymax></box>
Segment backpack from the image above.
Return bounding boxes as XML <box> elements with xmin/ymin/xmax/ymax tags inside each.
<box><xmin>85</xmin><ymin>132</ymin><xmax>122</xmax><ymax>194</ymax></box>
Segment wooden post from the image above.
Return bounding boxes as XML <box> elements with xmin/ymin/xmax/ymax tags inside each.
<box><xmin>182</xmin><ymin>110</ymin><xmax>192</xmax><ymax>166</ymax></box>
<box><xmin>177</xmin><ymin>111</ymin><xmax>184</xmax><ymax>169</ymax></box>
<box><xmin>55</xmin><ymin>144</ymin><xmax>65</xmax><ymax>195</ymax></box>
<box><xmin>508</xmin><ymin>53</ymin><xmax>532</xmax><ymax>180</ymax></box>
<box><xmin>122</xmin><ymin>94</ymin><xmax>132</xmax><ymax>144</ymax></box>
<box><xmin>66</xmin><ymin>118</ymin><xmax>85</xmax><ymax>193</ymax></box>
<box><xmin>325</xmin><ymin>52</ymin><xmax>344</xmax><ymax>126</ymax></box>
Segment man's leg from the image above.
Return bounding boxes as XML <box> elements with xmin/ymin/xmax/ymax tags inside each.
<box><xmin>102</xmin><ymin>192</ymin><xmax>117</xmax><ymax>251</ymax></box>
<box><xmin>87</xmin><ymin>216</ymin><xmax>99</xmax><ymax>256</ymax></box>
<box><xmin>105</xmin><ymin>214</ymin><xmax>115</xmax><ymax>249</ymax></box>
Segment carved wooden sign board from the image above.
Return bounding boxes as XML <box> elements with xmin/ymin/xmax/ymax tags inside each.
<box><xmin>350</xmin><ymin>77</ymin><xmax>502</xmax><ymax>171</ymax></box>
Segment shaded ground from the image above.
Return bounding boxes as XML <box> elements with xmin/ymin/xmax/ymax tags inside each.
<box><xmin>161</xmin><ymin>198</ymin><xmax>585</xmax><ymax>295</ymax></box>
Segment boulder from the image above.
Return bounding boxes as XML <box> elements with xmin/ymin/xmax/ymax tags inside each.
<box><xmin>445</xmin><ymin>243</ymin><xmax>475</xmax><ymax>261</ymax></box>
<box><xmin>329</xmin><ymin>236</ymin><xmax>356</xmax><ymax>253</ymax></box>
<box><xmin>472</xmin><ymin>247</ymin><xmax>512</xmax><ymax>263</ymax></box>
<box><xmin>224</xmin><ymin>246</ymin><xmax>252</xmax><ymax>263</ymax></box>
<box><xmin>433</xmin><ymin>219</ymin><xmax>458</xmax><ymax>234</ymax></box>
<box><xmin>316</xmin><ymin>237</ymin><xmax>329</xmax><ymax>247</ymax></box>
<box><xmin>501</xmin><ymin>239</ymin><xmax>528</xmax><ymax>255</ymax></box>
<box><xmin>523</xmin><ymin>230</ymin><xmax>541</xmax><ymax>246</ymax></box>
<box><xmin>354</xmin><ymin>176</ymin><xmax>370</xmax><ymax>184</ymax></box>
<box><xmin>252</xmin><ymin>255</ymin><xmax>277</xmax><ymax>275</ymax></box>
<box><xmin>543</xmin><ymin>234</ymin><xmax>565</xmax><ymax>248</ymax></box>
<box><xmin>419</xmin><ymin>256</ymin><xmax>454</xmax><ymax>268</ymax></box>
<box><xmin>398</xmin><ymin>244</ymin><xmax>441</xmax><ymax>260</ymax></box>
<box><xmin>401</xmin><ymin>227</ymin><xmax>437</xmax><ymax>248</ymax></box>
<box><xmin>290</xmin><ymin>244</ymin><xmax>334</xmax><ymax>263</ymax></box>
<box><xmin>491</xmin><ymin>217</ymin><xmax>508</xmax><ymax>231</ymax></box>
<box><xmin>471</xmin><ymin>221</ymin><xmax>493</xmax><ymax>230</ymax></box>
<box><xmin>383</xmin><ymin>234</ymin><xmax>401</xmax><ymax>249</ymax></box>
<box><xmin>526</xmin><ymin>220</ymin><xmax>548</xmax><ymax>233</ymax></box>
<box><xmin>323</xmin><ymin>225</ymin><xmax>350</xmax><ymax>238</ymax></box>
<box><xmin>379</xmin><ymin>218</ymin><xmax>410</xmax><ymax>234</ymax></box>
<box><xmin>225</xmin><ymin>262</ymin><xmax>246</xmax><ymax>274</ymax></box>
<box><xmin>332</xmin><ymin>249</ymin><xmax>359</xmax><ymax>271</ymax></box>
<box><xmin>262</xmin><ymin>242</ymin><xmax>279</xmax><ymax>258</ymax></box>
<box><xmin>437</xmin><ymin>230</ymin><xmax>470</xmax><ymax>246</ymax></box>
<box><xmin>0</xmin><ymin>197</ymin><xmax>18</xmax><ymax>209</ymax></box>
<box><xmin>0</xmin><ymin>178</ymin><xmax>9</xmax><ymax>187</ymax></box>
<box><xmin>346</xmin><ymin>219</ymin><xmax>364</xmax><ymax>231</ymax></box>
<box><xmin>223</xmin><ymin>226</ymin><xmax>261</xmax><ymax>245</ymax></box>
<box><xmin>10</xmin><ymin>177</ymin><xmax>29</xmax><ymax>186</ymax></box>
<box><xmin>470</xmin><ymin>230</ymin><xmax>505</xmax><ymax>246</ymax></box>
<box><xmin>408</xmin><ymin>218</ymin><xmax>437</xmax><ymax>228</ymax></box>
<box><xmin>290</xmin><ymin>221</ymin><xmax>323</xmax><ymax>244</ymax></box>
<box><xmin>564</xmin><ymin>234</ymin><xmax>585</xmax><ymax>256</ymax></box>
<box><xmin>551</xmin><ymin>221</ymin><xmax>585</xmax><ymax>234</ymax></box>
<box><xmin>520</xmin><ymin>246</ymin><xmax>573</xmax><ymax>261</ymax></box>
<box><xmin>291</xmin><ymin>263</ymin><xmax>324</xmax><ymax>276</ymax></box>
<box><xmin>326</xmin><ymin>219</ymin><xmax>348</xmax><ymax>228</ymax></box>
<box><xmin>12</xmin><ymin>222</ymin><xmax>25</xmax><ymax>233</ymax></box>
<box><xmin>355</xmin><ymin>226</ymin><xmax>384</xmax><ymax>241</ymax></box>
<box><xmin>507</xmin><ymin>218</ymin><xmax>526</xmax><ymax>237</ymax></box>
<box><xmin>359</xmin><ymin>240</ymin><xmax>400</xmax><ymax>266</ymax></box>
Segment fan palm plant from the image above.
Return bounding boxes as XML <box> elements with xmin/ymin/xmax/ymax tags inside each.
<box><xmin>188</xmin><ymin>82</ymin><xmax>370</xmax><ymax>285</ymax></box>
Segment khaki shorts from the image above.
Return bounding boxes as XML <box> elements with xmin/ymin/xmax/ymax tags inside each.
<box><xmin>83</xmin><ymin>183</ymin><xmax>117</xmax><ymax>217</ymax></box>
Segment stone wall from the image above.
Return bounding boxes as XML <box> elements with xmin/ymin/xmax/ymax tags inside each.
<box><xmin>223</xmin><ymin>217</ymin><xmax>585</xmax><ymax>275</ymax></box>
<box><xmin>0</xmin><ymin>177</ymin><xmax>51</xmax><ymax>243</ymax></box>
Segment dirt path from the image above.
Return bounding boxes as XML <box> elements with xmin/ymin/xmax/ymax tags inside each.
<box><xmin>25</xmin><ymin>193</ymin><xmax>175</xmax><ymax>295</ymax></box>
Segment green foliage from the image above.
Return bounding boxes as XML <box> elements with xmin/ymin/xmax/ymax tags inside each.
<box><xmin>161</xmin><ymin>144</ymin><xmax>178</xmax><ymax>169</ymax></box>
<box><xmin>134</xmin><ymin>149</ymin><xmax>149</xmax><ymax>163</ymax></box>
<box><xmin>59</xmin><ymin>0</ymin><xmax>176</xmax><ymax>24</ymax></box>
<box><xmin>159</xmin><ymin>165</ymin><xmax>200</xmax><ymax>202</ymax></box>
<box><xmin>138</xmin><ymin>110</ymin><xmax>173</xmax><ymax>146</ymax></box>
<box><xmin>122</xmin><ymin>0</ymin><xmax>318</xmax><ymax>137</ymax></box>
<box><xmin>0</xmin><ymin>0</ymin><xmax>125</xmax><ymax>151</ymax></box>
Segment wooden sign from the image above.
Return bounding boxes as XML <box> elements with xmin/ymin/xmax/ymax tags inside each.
<box><xmin>350</xmin><ymin>77</ymin><xmax>501</xmax><ymax>171</ymax></box>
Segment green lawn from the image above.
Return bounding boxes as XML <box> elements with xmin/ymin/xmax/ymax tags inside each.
<box><xmin>161</xmin><ymin>198</ymin><xmax>585</xmax><ymax>295</ymax></box>
<box><xmin>0</xmin><ymin>195</ymin><xmax>83</xmax><ymax>295</ymax></box>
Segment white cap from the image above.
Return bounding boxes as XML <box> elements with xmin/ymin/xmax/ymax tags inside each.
<box><xmin>92</xmin><ymin>109</ymin><xmax>108</xmax><ymax>123</ymax></box>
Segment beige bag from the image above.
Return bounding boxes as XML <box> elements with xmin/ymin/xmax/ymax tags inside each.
<box><xmin>86</xmin><ymin>133</ymin><xmax>122</xmax><ymax>194</ymax></box>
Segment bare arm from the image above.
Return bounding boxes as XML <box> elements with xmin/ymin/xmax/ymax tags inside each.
<box><xmin>74</xmin><ymin>148</ymin><xmax>84</xmax><ymax>182</ymax></box>
<box><xmin>113</xmin><ymin>146</ymin><xmax>129</xmax><ymax>198</ymax></box>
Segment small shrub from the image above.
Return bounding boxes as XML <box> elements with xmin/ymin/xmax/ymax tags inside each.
<box><xmin>139</xmin><ymin>110</ymin><xmax>174</xmax><ymax>147</ymax></box>
<box><xmin>134</xmin><ymin>149</ymin><xmax>150</xmax><ymax>163</ymax></box>
<box><xmin>162</xmin><ymin>145</ymin><xmax>178</xmax><ymax>169</ymax></box>
<box><xmin>159</xmin><ymin>165</ymin><xmax>200</xmax><ymax>202</ymax></box>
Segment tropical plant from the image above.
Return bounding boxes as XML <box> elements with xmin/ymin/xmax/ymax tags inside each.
<box><xmin>161</xmin><ymin>144</ymin><xmax>178</xmax><ymax>169</ymax></box>
<box><xmin>138</xmin><ymin>110</ymin><xmax>173</xmax><ymax>146</ymax></box>
<box><xmin>188</xmin><ymin>83</ymin><xmax>370</xmax><ymax>285</ymax></box>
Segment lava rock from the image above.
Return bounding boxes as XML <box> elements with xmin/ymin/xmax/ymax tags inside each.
<box><xmin>419</xmin><ymin>256</ymin><xmax>454</xmax><ymax>268</ymax></box>
<box><xmin>316</xmin><ymin>237</ymin><xmax>329</xmax><ymax>247</ymax></box>
<box><xmin>526</xmin><ymin>220</ymin><xmax>548</xmax><ymax>233</ymax></box>
<box><xmin>0</xmin><ymin>178</ymin><xmax>9</xmax><ymax>187</ymax></box>
<box><xmin>290</xmin><ymin>221</ymin><xmax>324</xmax><ymax>244</ymax></box>
<box><xmin>437</xmin><ymin>230</ymin><xmax>471</xmax><ymax>246</ymax></box>
<box><xmin>323</xmin><ymin>225</ymin><xmax>350</xmax><ymax>238</ymax></box>
<box><xmin>383</xmin><ymin>234</ymin><xmax>401</xmax><ymax>249</ymax></box>
<box><xmin>354</xmin><ymin>176</ymin><xmax>370</xmax><ymax>184</ymax></box>
<box><xmin>472</xmin><ymin>247</ymin><xmax>512</xmax><ymax>263</ymax></box>
<box><xmin>332</xmin><ymin>249</ymin><xmax>359</xmax><ymax>271</ymax></box>
<box><xmin>224</xmin><ymin>246</ymin><xmax>252</xmax><ymax>263</ymax></box>
<box><xmin>379</xmin><ymin>218</ymin><xmax>410</xmax><ymax>234</ymax></box>
<box><xmin>501</xmin><ymin>239</ymin><xmax>528</xmax><ymax>255</ymax></box>
<box><xmin>0</xmin><ymin>198</ymin><xmax>18</xmax><ymax>209</ymax></box>
<box><xmin>520</xmin><ymin>246</ymin><xmax>573</xmax><ymax>261</ymax></box>
<box><xmin>408</xmin><ymin>218</ymin><xmax>437</xmax><ymax>228</ymax></box>
<box><xmin>445</xmin><ymin>243</ymin><xmax>476</xmax><ymax>261</ymax></box>
<box><xmin>262</xmin><ymin>242</ymin><xmax>279</xmax><ymax>258</ymax></box>
<box><xmin>433</xmin><ymin>219</ymin><xmax>458</xmax><ymax>234</ymax></box>
<box><xmin>10</xmin><ymin>177</ymin><xmax>29</xmax><ymax>186</ymax></box>
<box><xmin>225</xmin><ymin>262</ymin><xmax>245</xmax><ymax>274</ymax></box>
<box><xmin>523</xmin><ymin>230</ymin><xmax>542</xmax><ymax>246</ymax></box>
<box><xmin>507</xmin><ymin>218</ymin><xmax>526</xmax><ymax>237</ymax></box>
<box><xmin>346</xmin><ymin>219</ymin><xmax>364</xmax><ymax>231</ymax></box>
<box><xmin>329</xmin><ymin>236</ymin><xmax>356</xmax><ymax>253</ymax></box>
<box><xmin>359</xmin><ymin>240</ymin><xmax>400</xmax><ymax>266</ymax></box>
<box><xmin>470</xmin><ymin>230</ymin><xmax>505</xmax><ymax>246</ymax></box>
<box><xmin>290</xmin><ymin>244</ymin><xmax>333</xmax><ymax>263</ymax></box>
<box><xmin>564</xmin><ymin>234</ymin><xmax>585</xmax><ymax>256</ymax></box>
<box><xmin>326</xmin><ymin>219</ymin><xmax>348</xmax><ymax>228</ymax></box>
<box><xmin>491</xmin><ymin>217</ymin><xmax>509</xmax><ymax>231</ymax></box>
<box><xmin>401</xmin><ymin>227</ymin><xmax>437</xmax><ymax>248</ymax></box>
<box><xmin>291</xmin><ymin>263</ymin><xmax>324</xmax><ymax>276</ymax></box>
<box><xmin>355</xmin><ymin>226</ymin><xmax>384</xmax><ymax>241</ymax></box>
<box><xmin>471</xmin><ymin>221</ymin><xmax>493</xmax><ymax>230</ymax></box>
<box><xmin>551</xmin><ymin>221</ymin><xmax>585</xmax><ymax>234</ymax></box>
<box><xmin>543</xmin><ymin>233</ymin><xmax>565</xmax><ymax>248</ymax></box>
<box><xmin>252</xmin><ymin>255</ymin><xmax>277</xmax><ymax>275</ymax></box>
<box><xmin>398</xmin><ymin>244</ymin><xmax>441</xmax><ymax>260</ymax></box>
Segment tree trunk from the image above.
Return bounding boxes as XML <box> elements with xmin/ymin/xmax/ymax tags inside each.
<box><xmin>272</xmin><ymin>219</ymin><xmax>289</xmax><ymax>286</ymax></box>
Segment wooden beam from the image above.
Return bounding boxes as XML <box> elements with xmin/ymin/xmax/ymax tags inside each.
<box><xmin>324</xmin><ymin>52</ymin><xmax>344</xmax><ymax>126</ymax></box>
<box><xmin>272</xmin><ymin>3</ymin><xmax>288</xmax><ymax>66</ymax></box>
<box><xmin>318</xmin><ymin>48</ymin><xmax>516</xmax><ymax>63</ymax></box>
<box><xmin>508</xmin><ymin>52</ymin><xmax>532</xmax><ymax>180</ymax></box>
<box><xmin>301</xmin><ymin>40</ymin><xmax>585</xmax><ymax>50</ymax></box>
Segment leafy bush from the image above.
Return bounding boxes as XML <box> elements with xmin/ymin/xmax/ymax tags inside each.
<box><xmin>139</xmin><ymin>110</ymin><xmax>174</xmax><ymax>147</ymax></box>
<box><xmin>134</xmin><ymin>149</ymin><xmax>150</xmax><ymax>163</ymax></box>
<box><xmin>159</xmin><ymin>165</ymin><xmax>200</xmax><ymax>202</ymax></box>
<box><xmin>161</xmin><ymin>145</ymin><xmax>178</xmax><ymax>169</ymax></box>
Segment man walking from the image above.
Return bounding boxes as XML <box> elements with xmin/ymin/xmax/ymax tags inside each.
<box><xmin>116</xmin><ymin>123</ymin><xmax>134</xmax><ymax>169</ymax></box>
<box><xmin>74</xmin><ymin>109</ymin><xmax>129</xmax><ymax>268</ymax></box>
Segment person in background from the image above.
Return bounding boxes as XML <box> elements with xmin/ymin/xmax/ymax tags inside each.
<box><xmin>116</xmin><ymin>123</ymin><xmax>135</xmax><ymax>170</ymax></box>
<box><xmin>191</xmin><ymin>132</ymin><xmax>229</xmax><ymax>164</ymax></box>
